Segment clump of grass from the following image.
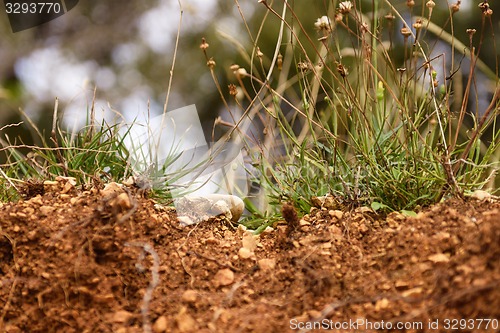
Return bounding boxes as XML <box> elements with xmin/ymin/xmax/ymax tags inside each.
<box><xmin>0</xmin><ymin>104</ymin><xmax>125</xmax><ymax>200</ymax></box>
<box><xmin>0</xmin><ymin>98</ymin><xmax>166</xmax><ymax>201</ymax></box>
<box><xmin>205</xmin><ymin>0</ymin><xmax>499</xmax><ymax>219</ymax></box>
<box><xmin>0</xmin><ymin>98</ymin><xmax>228</xmax><ymax>205</ymax></box>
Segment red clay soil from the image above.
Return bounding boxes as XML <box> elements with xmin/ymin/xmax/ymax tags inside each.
<box><xmin>0</xmin><ymin>178</ymin><xmax>499</xmax><ymax>333</ymax></box>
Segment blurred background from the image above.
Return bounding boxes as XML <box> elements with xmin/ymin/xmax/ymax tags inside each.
<box><xmin>1</xmin><ymin>0</ymin><xmax>499</xmax><ymax>150</ymax></box>
<box><xmin>1</xmin><ymin>0</ymin><xmax>249</xmax><ymax>134</ymax></box>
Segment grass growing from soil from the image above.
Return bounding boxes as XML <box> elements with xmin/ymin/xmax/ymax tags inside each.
<box><xmin>0</xmin><ymin>100</ymin><xmax>130</xmax><ymax>200</ymax></box>
<box><xmin>1</xmin><ymin>1</ymin><xmax>499</xmax><ymax>229</ymax></box>
<box><xmin>0</xmin><ymin>102</ymin><xmax>202</xmax><ymax>203</ymax></box>
<box><xmin>205</xmin><ymin>0</ymin><xmax>500</xmax><ymax>220</ymax></box>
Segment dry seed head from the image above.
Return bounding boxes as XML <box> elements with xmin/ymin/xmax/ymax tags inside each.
<box><xmin>200</xmin><ymin>38</ymin><xmax>209</xmax><ymax>50</ymax></box>
<box><xmin>207</xmin><ymin>58</ymin><xmax>216</xmax><ymax>69</ymax></box>
<box><xmin>337</xmin><ymin>64</ymin><xmax>348</xmax><ymax>77</ymax></box>
<box><xmin>478</xmin><ymin>1</ymin><xmax>493</xmax><ymax>17</ymax></box>
<box><xmin>467</xmin><ymin>28</ymin><xmax>476</xmax><ymax>36</ymax></box>
<box><xmin>228</xmin><ymin>84</ymin><xmax>238</xmax><ymax>96</ymax></box>
<box><xmin>339</xmin><ymin>1</ymin><xmax>353</xmax><ymax>15</ymax></box>
<box><xmin>407</xmin><ymin>0</ymin><xmax>415</xmax><ymax>8</ymax></box>
<box><xmin>236</xmin><ymin>68</ymin><xmax>248</xmax><ymax>77</ymax></box>
<box><xmin>256</xmin><ymin>47</ymin><xmax>264</xmax><ymax>58</ymax></box>
<box><xmin>277</xmin><ymin>54</ymin><xmax>283</xmax><ymax>70</ymax></box>
<box><xmin>297</xmin><ymin>62</ymin><xmax>310</xmax><ymax>72</ymax></box>
<box><xmin>360</xmin><ymin>21</ymin><xmax>369</xmax><ymax>34</ymax></box>
<box><xmin>230</xmin><ymin>64</ymin><xmax>240</xmax><ymax>72</ymax></box>
<box><xmin>478</xmin><ymin>1</ymin><xmax>489</xmax><ymax>11</ymax></box>
<box><xmin>426</xmin><ymin>0</ymin><xmax>436</xmax><ymax>9</ymax></box>
<box><xmin>413</xmin><ymin>19</ymin><xmax>423</xmax><ymax>30</ymax></box>
<box><xmin>400</xmin><ymin>26</ymin><xmax>412</xmax><ymax>37</ymax></box>
<box><xmin>450</xmin><ymin>1</ymin><xmax>461</xmax><ymax>13</ymax></box>
<box><xmin>385</xmin><ymin>13</ymin><xmax>395</xmax><ymax>21</ymax></box>
<box><xmin>334</xmin><ymin>13</ymin><xmax>343</xmax><ymax>23</ymax></box>
<box><xmin>314</xmin><ymin>16</ymin><xmax>332</xmax><ymax>33</ymax></box>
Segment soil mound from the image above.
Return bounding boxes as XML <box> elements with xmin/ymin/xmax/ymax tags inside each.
<box><xmin>1</xmin><ymin>180</ymin><xmax>499</xmax><ymax>332</ymax></box>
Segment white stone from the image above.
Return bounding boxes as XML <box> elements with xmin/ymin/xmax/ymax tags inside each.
<box><xmin>175</xmin><ymin>194</ymin><xmax>244</xmax><ymax>224</ymax></box>
<box><xmin>238</xmin><ymin>247</ymin><xmax>255</xmax><ymax>259</ymax></box>
<box><xmin>470</xmin><ymin>190</ymin><xmax>497</xmax><ymax>200</ymax></box>
<box><xmin>178</xmin><ymin>216</ymin><xmax>195</xmax><ymax>226</ymax></box>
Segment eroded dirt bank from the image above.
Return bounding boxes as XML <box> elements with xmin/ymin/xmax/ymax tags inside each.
<box><xmin>1</xmin><ymin>180</ymin><xmax>499</xmax><ymax>332</ymax></box>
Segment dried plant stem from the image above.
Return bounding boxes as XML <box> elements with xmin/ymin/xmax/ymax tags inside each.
<box><xmin>50</xmin><ymin>98</ymin><xmax>68</xmax><ymax>176</ymax></box>
<box><xmin>297</xmin><ymin>41</ymin><xmax>328</xmax><ymax>144</ymax></box>
<box><xmin>0</xmin><ymin>167</ymin><xmax>19</xmax><ymax>193</ymax></box>
<box><xmin>87</xmin><ymin>87</ymin><xmax>97</xmax><ymax>140</ymax></box>
<box><xmin>156</xmin><ymin>0</ymin><xmax>184</xmax><ymax>162</ymax></box>
<box><xmin>455</xmin><ymin>86</ymin><xmax>500</xmax><ymax>174</ymax></box>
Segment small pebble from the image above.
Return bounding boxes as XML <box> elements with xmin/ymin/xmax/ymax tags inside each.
<box><xmin>181</xmin><ymin>290</ymin><xmax>198</xmax><ymax>304</ymax></box>
<box><xmin>153</xmin><ymin>315</ymin><xmax>168</xmax><ymax>333</ymax></box>
<box><xmin>213</xmin><ymin>268</ymin><xmax>234</xmax><ymax>287</ymax></box>
<box><xmin>258</xmin><ymin>258</ymin><xmax>276</xmax><ymax>271</ymax></box>
<box><xmin>111</xmin><ymin>310</ymin><xmax>133</xmax><ymax>323</ymax></box>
